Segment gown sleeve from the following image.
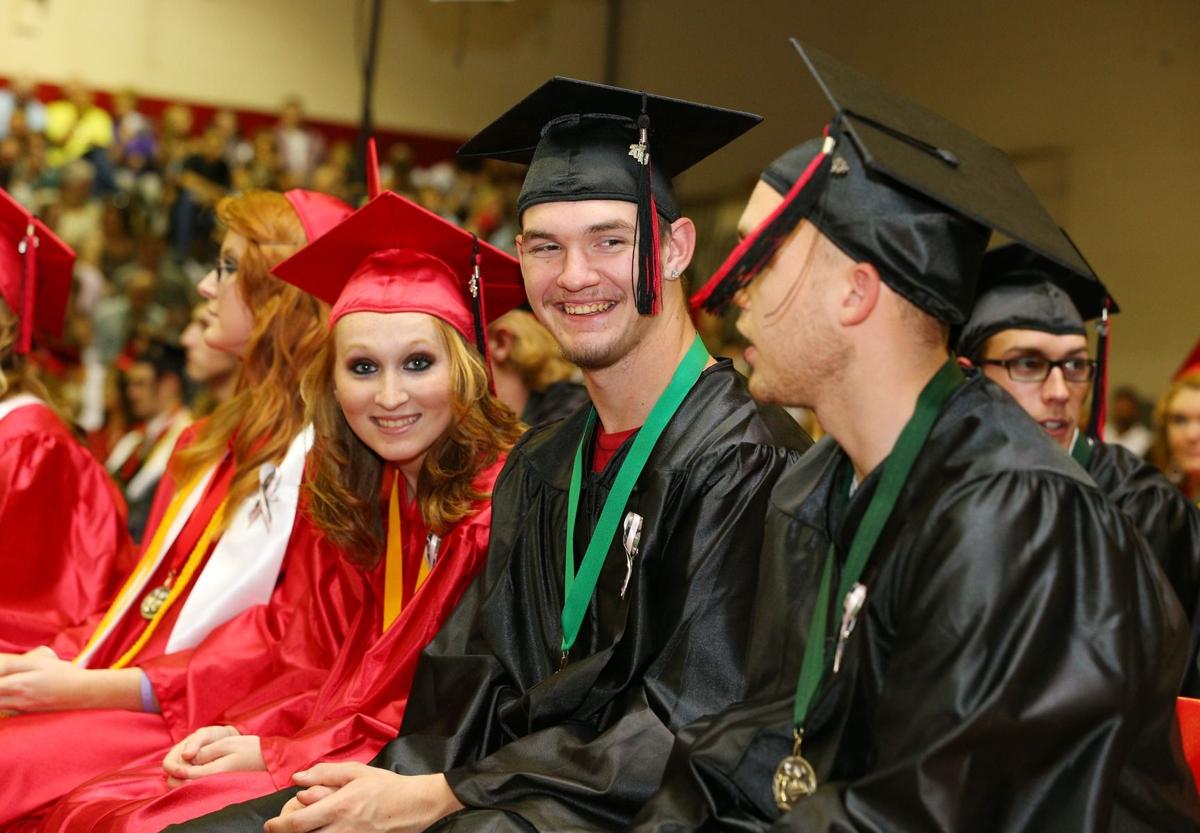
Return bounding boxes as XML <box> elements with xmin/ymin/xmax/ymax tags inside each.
<box><xmin>0</xmin><ymin>414</ymin><xmax>134</xmax><ymax>654</ymax></box>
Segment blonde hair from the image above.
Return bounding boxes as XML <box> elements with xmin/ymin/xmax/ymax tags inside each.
<box><xmin>304</xmin><ymin>317</ymin><xmax>524</xmax><ymax>565</ymax></box>
<box><xmin>0</xmin><ymin>296</ymin><xmax>61</xmax><ymax>413</ymax></box>
<box><xmin>1151</xmin><ymin>370</ymin><xmax>1200</xmax><ymax>493</ymax></box>
<box><xmin>490</xmin><ymin>308</ymin><xmax>577</xmax><ymax>391</ymax></box>
<box><xmin>170</xmin><ymin>191</ymin><xmax>329</xmax><ymax>527</ymax></box>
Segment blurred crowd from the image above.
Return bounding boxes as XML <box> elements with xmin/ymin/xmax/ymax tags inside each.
<box><xmin>0</xmin><ymin>75</ymin><xmax>524</xmax><ymax>462</ymax></box>
<box><xmin>2</xmin><ymin>73</ymin><xmax>1196</xmax><ymax>522</ymax></box>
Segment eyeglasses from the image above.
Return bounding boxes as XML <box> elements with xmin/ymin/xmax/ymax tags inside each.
<box><xmin>977</xmin><ymin>356</ymin><xmax>1096</xmax><ymax>383</ymax></box>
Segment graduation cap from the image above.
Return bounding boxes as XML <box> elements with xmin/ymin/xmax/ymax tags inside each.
<box><xmin>271</xmin><ymin>191</ymin><xmax>525</xmax><ymax>364</ymax></box>
<box><xmin>692</xmin><ymin>39</ymin><xmax>1097</xmax><ymax>325</ymax></box>
<box><xmin>0</xmin><ymin>188</ymin><xmax>75</xmax><ymax>354</ymax></box>
<box><xmin>458</xmin><ymin>76</ymin><xmax>762</xmax><ymax>316</ymax></box>
<box><xmin>957</xmin><ymin>243</ymin><xmax>1117</xmax><ymax>439</ymax></box>
<box><xmin>282</xmin><ymin>189</ymin><xmax>356</xmax><ymax>243</ymax></box>
<box><xmin>1175</xmin><ymin>338</ymin><xmax>1200</xmax><ymax>382</ymax></box>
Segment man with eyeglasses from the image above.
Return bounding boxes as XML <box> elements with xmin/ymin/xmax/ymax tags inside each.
<box><xmin>958</xmin><ymin>244</ymin><xmax>1200</xmax><ymax>694</ymax></box>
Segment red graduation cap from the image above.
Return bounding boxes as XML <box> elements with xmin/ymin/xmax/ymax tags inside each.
<box><xmin>1174</xmin><ymin>337</ymin><xmax>1200</xmax><ymax>382</ymax></box>
<box><xmin>283</xmin><ymin>189</ymin><xmax>355</xmax><ymax>244</ymax></box>
<box><xmin>271</xmin><ymin>192</ymin><xmax>526</xmax><ymax>359</ymax></box>
<box><xmin>0</xmin><ymin>188</ymin><xmax>75</xmax><ymax>354</ymax></box>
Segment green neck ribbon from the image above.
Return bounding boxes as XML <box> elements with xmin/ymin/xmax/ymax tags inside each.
<box><xmin>790</xmin><ymin>358</ymin><xmax>965</xmax><ymax>731</ymax></box>
<box><xmin>561</xmin><ymin>335</ymin><xmax>709</xmax><ymax>659</ymax></box>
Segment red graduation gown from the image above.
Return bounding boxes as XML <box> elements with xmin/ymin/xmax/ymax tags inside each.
<box><xmin>0</xmin><ymin>425</ymin><xmax>293</xmax><ymax>825</ymax></box>
<box><xmin>0</xmin><ymin>400</ymin><xmax>134</xmax><ymax>652</ymax></box>
<box><xmin>36</xmin><ymin>458</ymin><xmax>504</xmax><ymax>833</ymax></box>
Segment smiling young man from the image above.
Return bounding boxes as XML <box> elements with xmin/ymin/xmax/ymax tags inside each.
<box><xmin>630</xmin><ymin>41</ymin><xmax>1200</xmax><ymax>833</ymax></box>
<box><xmin>958</xmin><ymin>245</ymin><xmax>1200</xmax><ymax>693</ymax></box>
<box><xmin>175</xmin><ymin>79</ymin><xmax>811</xmax><ymax>833</ymax></box>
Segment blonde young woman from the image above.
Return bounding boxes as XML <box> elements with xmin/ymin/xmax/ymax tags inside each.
<box><xmin>0</xmin><ymin>188</ymin><xmax>134</xmax><ymax>652</ymax></box>
<box><xmin>1153</xmin><ymin>368</ymin><xmax>1200</xmax><ymax>505</ymax></box>
<box><xmin>39</xmin><ymin>191</ymin><xmax>526</xmax><ymax>831</ymax></box>
<box><xmin>0</xmin><ymin>189</ymin><xmax>352</xmax><ymax>824</ymax></box>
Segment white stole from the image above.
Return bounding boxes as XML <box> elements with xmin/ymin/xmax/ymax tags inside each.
<box><xmin>165</xmin><ymin>424</ymin><xmax>313</xmax><ymax>653</ymax></box>
<box><xmin>75</xmin><ymin>425</ymin><xmax>312</xmax><ymax>666</ymax></box>
<box><xmin>0</xmin><ymin>393</ymin><xmax>42</xmax><ymax>423</ymax></box>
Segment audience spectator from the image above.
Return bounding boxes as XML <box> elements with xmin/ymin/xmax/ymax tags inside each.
<box><xmin>169</xmin><ymin>126</ymin><xmax>232</xmax><ymax>261</ymax></box>
<box><xmin>45</xmin><ymin>79</ymin><xmax>116</xmax><ymax>192</ymax></box>
<box><xmin>1106</xmin><ymin>385</ymin><xmax>1153</xmax><ymax>457</ymax></box>
<box><xmin>273</xmin><ymin>94</ymin><xmax>323</xmax><ymax>188</ymax></box>
<box><xmin>0</xmin><ymin>75</ymin><xmax>48</xmax><ymax>139</ymax></box>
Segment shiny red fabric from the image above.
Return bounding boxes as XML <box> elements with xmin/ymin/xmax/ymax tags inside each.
<box><xmin>0</xmin><ymin>401</ymin><xmax>134</xmax><ymax>653</ymax></box>
<box><xmin>38</xmin><ymin>458</ymin><xmax>504</xmax><ymax>833</ymax></box>
<box><xmin>1179</xmin><ymin>697</ymin><xmax>1200</xmax><ymax>792</ymax></box>
<box><xmin>0</xmin><ymin>710</ymin><xmax>172</xmax><ymax>824</ymax></box>
<box><xmin>0</xmin><ymin>426</ymin><xmax>315</xmax><ymax>828</ymax></box>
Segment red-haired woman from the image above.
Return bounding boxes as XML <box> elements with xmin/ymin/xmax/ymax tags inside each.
<box><xmin>0</xmin><ymin>189</ymin><xmax>352</xmax><ymax>824</ymax></box>
<box><xmin>0</xmin><ymin>189</ymin><xmax>134</xmax><ymax>652</ymax></box>
<box><xmin>38</xmin><ymin>192</ymin><xmax>525</xmax><ymax>831</ymax></box>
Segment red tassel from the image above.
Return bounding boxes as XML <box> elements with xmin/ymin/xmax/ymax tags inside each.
<box><xmin>18</xmin><ymin>223</ymin><xmax>37</xmax><ymax>354</ymax></box>
<box><xmin>647</xmin><ymin>160</ymin><xmax>662</xmax><ymax>316</ymax></box>
<box><xmin>366</xmin><ymin>137</ymin><xmax>382</xmax><ymax>200</ymax></box>
<box><xmin>691</xmin><ymin>140</ymin><xmax>833</xmax><ymax>314</ymax></box>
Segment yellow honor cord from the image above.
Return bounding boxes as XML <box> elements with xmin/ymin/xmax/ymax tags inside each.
<box><xmin>382</xmin><ymin>470</ymin><xmax>404</xmax><ymax>631</ymax></box>
<box><xmin>109</xmin><ymin>501</ymin><xmax>228</xmax><ymax>669</ymax></box>
<box><xmin>382</xmin><ymin>471</ymin><xmax>432</xmax><ymax>632</ymax></box>
<box><xmin>72</xmin><ymin>473</ymin><xmax>207</xmax><ymax>666</ymax></box>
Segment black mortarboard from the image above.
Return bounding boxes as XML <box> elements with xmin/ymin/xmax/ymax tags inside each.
<box><xmin>957</xmin><ymin>242</ymin><xmax>1118</xmax><ymax>439</ymax></box>
<box><xmin>956</xmin><ymin>243</ymin><xmax>1115</xmax><ymax>360</ymax></box>
<box><xmin>459</xmin><ymin>76</ymin><xmax>762</xmax><ymax>315</ymax></box>
<box><xmin>693</xmin><ymin>39</ymin><xmax>1098</xmax><ymax>326</ymax></box>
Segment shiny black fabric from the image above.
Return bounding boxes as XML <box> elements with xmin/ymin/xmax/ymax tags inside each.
<box><xmin>955</xmin><ymin>277</ymin><xmax>1087</xmax><ymax>360</ymax></box>
<box><xmin>521</xmin><ymin>380</ymin><xmax>590</xmax><ymax>428</ymax></box>
<box><xmin>629</xmin><ymin>373</ymin><xmax>1200</xmax><ymax>833</ymax></box>
<box><xmin>763</xmin><ymin>138</ymin><xmax>989</xmax><ymax>325</ymax></box>
<box><xmin>174</xmin><ymin>361</ymin><xmax>811</xmax><ymax>833</ymax></box>
<box><xmin>1085</xmin><ymin>439</ymin><xmax>1200</xmax><ymax>695</ymax></box>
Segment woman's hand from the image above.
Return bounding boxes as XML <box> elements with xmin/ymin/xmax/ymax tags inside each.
<box><xmin>163</xmin><ymin>725</ymin><xmax>266</xmax><ymax>786</ymax></box>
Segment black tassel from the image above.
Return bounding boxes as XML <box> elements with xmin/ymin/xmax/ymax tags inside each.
<box><xmin>632</xmin><ymin>102</ymin><xmax>661</xmax><ymax>315</ymax></box>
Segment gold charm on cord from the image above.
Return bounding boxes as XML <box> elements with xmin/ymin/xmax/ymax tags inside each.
<box><xmin>772</xmin><ymin>729</ymin><xmax>818</xmax><ymax>811</ymax></box>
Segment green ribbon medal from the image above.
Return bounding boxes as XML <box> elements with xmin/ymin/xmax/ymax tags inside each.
<box><xmin>561</xmin><ymin>335</ymin><xmax>709</xmax><ymax>668</ymax></box>
<box><xmin>773</xmin><ymin>358</ymin><xmax>965</xmax><ymax>811</ymax></box>
<box><xmin>1070</xmin><ymin>431</ymin><xmax>1094</xmax><ymax>468</ymax></box>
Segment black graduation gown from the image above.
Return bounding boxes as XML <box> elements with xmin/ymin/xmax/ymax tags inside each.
<box><xmin>521</xmin><ymin>379</ymin><xmax>591</xmax><ymax>428</ymax></box>
<box><xmin>628</xmin><ymin>374</ymin><xmax>1200</xmax><ymax>833</ymax></box>
<box><xmin>169</xmin><ymin>359</ymin><xmax>811</xmax><ymax>833</ymax></box>
<box><xmin>1083</xmin><ymin>440</ymin><xmax>1200</xmax><ymax>696</ymax></box>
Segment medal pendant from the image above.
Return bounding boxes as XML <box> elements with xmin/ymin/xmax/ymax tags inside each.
<box><xmin>140</xmin><ymin>584</ymin><xmax>170</xmax><ymax>620</ymax></box>
<box><xmin>773</xmin><ymin>730</ymin><xmax>817</xmax><ymax>811</ymax></box>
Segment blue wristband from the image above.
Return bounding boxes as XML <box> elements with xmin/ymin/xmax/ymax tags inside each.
<box><xmin>139</xmin><ymin>671</ymin><xmax>161</xmax><ymax>714</ymax></box>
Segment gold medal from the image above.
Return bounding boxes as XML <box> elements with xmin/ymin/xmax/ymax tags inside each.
<box><xmin>772</xmin><ymin>730</ymin><xmax>817</xmax><ymax>811</ymax></box>
<box><xmin>139</xmin><ymin>585</ymin><xmax>169</xmax><ymax>619</ymax></box>
<box><xmin>139</xmin><ymin>570</ymin><xmax>176</xmax><ymax>620</ymax></box>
